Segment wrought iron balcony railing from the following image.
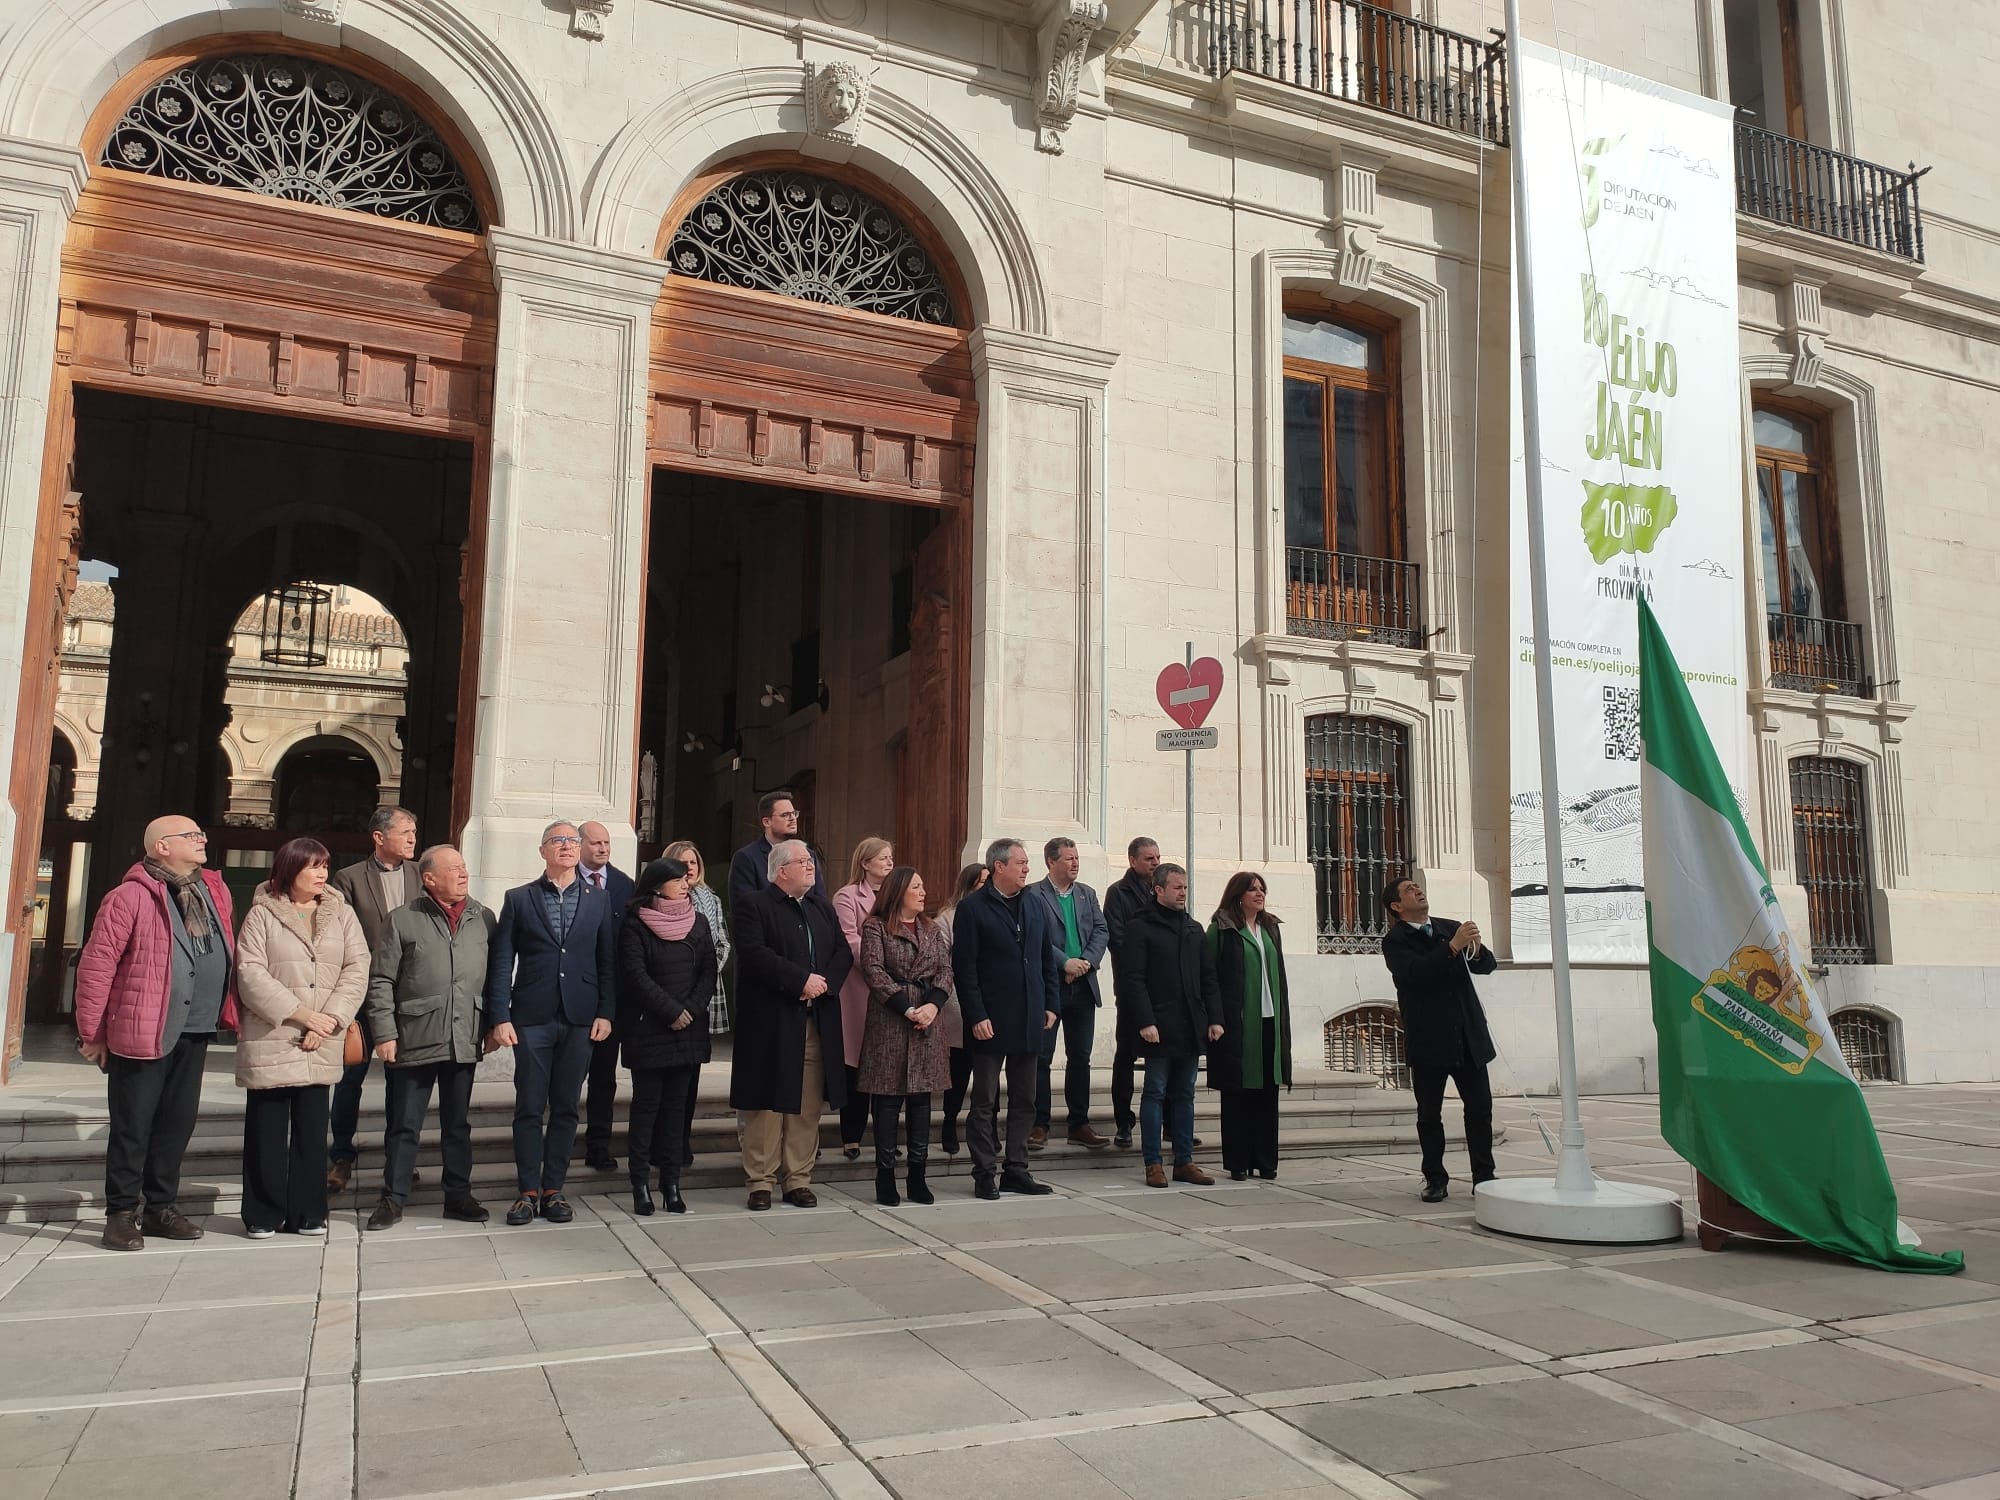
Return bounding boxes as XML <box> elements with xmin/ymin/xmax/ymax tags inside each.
<box><xmin>1767</xmin><ymin>610</ymin><xmax>1869</xmax><ymax>697</ymax></box>
<box><xmin>1204</xmin><ymin>0</ymin><xmax>1507</xmax><ymax>146</ymax></box>
<box><xmin>1286</xmin><ymin>548</ymin><xmax>1422</xmax><ymax>648</ymax></box>
<box><xmin>1735</xmin><ymin>122</ymin><xmax>1926</xmax><ymax>262</ymax></box>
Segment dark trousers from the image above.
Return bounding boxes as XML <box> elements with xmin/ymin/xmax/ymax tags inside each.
<box><xmin>1111</xmin><ymin>1044</ymin><xmax>1139</xmax><ymax>1132</ymax></box>
<box><xmin>682</xmin><ymin>1062</ymin><xmax>702</xmax><ymax>1167</ymax></box>
<box><xmin>1220</xmin><ymin>1085</ymin><xmax>1281</xmax><ymax>1177</ymax></box>
<box><xmin>627</xmin><ymin>1065</ymin><xmax>695</xmax><ymax>1187</ymax></box>
<box><xmin>511</xmin><ymin>1020</ymin><xmax>595</xmax><ymax>1195</ymax></box>
<box><xmin>243</xmin><ymin>1085</ymin><xmax>331</xmax><ymax>1231</ymax></box>
<box><xmin>584</xmin><ymin>1035</ymin><xmax>620</xmax><ymax>1155</ymax></box>
<box><xmin>968</xmin><ymin>1051</ymin><xmax>1037</xmax><ymax>1180</ymax></box>
<box><xmin>104</xmin><ymin>1033</ymin><xmax>211</xmax><ymax>1215</ymax></box>
<box><xmin>329</xmin><ymin>1013</ymin><xmax>400</xmax><ymax>1165</ymax></box>
<box><xmin>839</xmin><ymin>1064</ymin><xmax>871</xmax><ymax>1149</ymax></box>
<box><xmin>941</xmin><ymin>1048</ymin><xmax>972</xmax><ymax>1146</ymax></box>
<box><xmin>1411</xmin><ymin>1061</ymin><xmax>1497</xmax><ymax>1188</ymax></box>
<box><xmin>382</xmin><ymin>1061</ymin><xmax>476</xmax><ymax>1205</ymax></box>
<box><xmin>1036</xmin><ymin>992</ymin><xmax>1097</xmax><ymax>1130</ymax></box>
<box><xmin>872</xmin><ymin>1093</ymin><xmax>931</xmax><ymax>1170</ymax></box>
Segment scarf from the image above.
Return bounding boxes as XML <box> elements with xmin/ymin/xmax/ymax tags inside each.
<box><xmin>639</xmin><ymin>896</ymin><xmax>697</xmax><ymax>942</ymax></box>
<box><xmin>145</xmin><ymin>859</ymin><xmax>214</xmax><ymax>954</ymax></box>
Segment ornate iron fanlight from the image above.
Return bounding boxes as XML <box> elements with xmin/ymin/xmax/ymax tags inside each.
<box><xmin>260</xmin><ymin>583</ymin><xmax>334</xmax><ymax>668</ymax></box>
<box><xmin>664</xmin><ymin>169</ymin><xmax>954</xmax><ymax>325</ymax></box>
<box><xmin>100</xmin><ymin>53</ymin><xmax>482</xmax><ymax>232</ymax></box>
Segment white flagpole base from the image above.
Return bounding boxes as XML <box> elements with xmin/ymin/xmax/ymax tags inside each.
<box><xmin>1473</xmin><ymin>1177</ymin><xmax>1685</xmax><ymax>1245</ymax></box>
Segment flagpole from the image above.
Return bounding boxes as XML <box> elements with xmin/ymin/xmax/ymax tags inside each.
<box><xmin>1472</xmin><ymin>0</ymin><xmax>1684</xmax><ymax>1245</ymax></box>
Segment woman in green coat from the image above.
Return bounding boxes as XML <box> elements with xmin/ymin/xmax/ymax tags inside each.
<box><xmin>1206</xmin><ymin>872</ymin><xmax>1293</xmax><ymax>1180</ymax></box>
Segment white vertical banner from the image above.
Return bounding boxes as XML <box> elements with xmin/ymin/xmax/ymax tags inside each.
<box><xmin>1509</xmin><ymin>40</ymin><xmax>1748</xmax><ymax>964</ymax></box>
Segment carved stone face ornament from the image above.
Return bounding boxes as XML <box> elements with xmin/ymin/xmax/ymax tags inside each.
<box><xmin>821</xmin><ymin>71</ymin><xmax>862</xmax><ymax>126</ymax></box>
<box><xmin>804</xmin><ymin>61</ymin><xmax>872</xmax><ymax>144</ymax></box>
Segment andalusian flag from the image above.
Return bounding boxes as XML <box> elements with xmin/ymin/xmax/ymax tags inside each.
<box><xmin>1639</xmin><ymin>597</ymin><xmax>1960</xmax><ymax>1274</ymax></box>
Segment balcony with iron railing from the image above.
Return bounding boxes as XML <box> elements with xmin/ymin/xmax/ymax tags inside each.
<box><xmin>1286</xmin><ymin>548</ymin><xmax>1422</xmax><ymax>648</ymax></box>
<box><xmin>1203</xmin><ymin>0</ymin><xmax>1507</xmax><ymax>146</ymax></box>
<box><xmin>1734</xmin><ymin>122</ymin><xmax>1926</xmax><ymax>262</ymax></box>
<box><xmin>1767</xmin><ymin>610</ymin><xmax>1869</xmax><ymax>697</ymax></box>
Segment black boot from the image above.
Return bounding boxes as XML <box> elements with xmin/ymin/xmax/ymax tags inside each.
<box><xmin>875</xmin><ymin>1167</ymin><xmax>900</xmax><ymax>1207</ymax></box>
<box><xmin>662</xmin><ymin>1173</ymin><xmax>686</xmax><ymax>1214</ymax></box>
<box><xmin>906</xmin><ymin>1099</ymin><xmax>934</xmax><ymax>1204</ymax></box>
<box><xmin>906</xmin><ymin>1164</ymin><xmax>934</xmax><ymax>1205</ymax></box>
<box><xmin>632</xmin><ymin>1181</ymin><xmax>655</xmax><ymax>1216</ymax></box>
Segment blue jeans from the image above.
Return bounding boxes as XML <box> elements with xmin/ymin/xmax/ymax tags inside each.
<box><xmin>1140</xmin><ymin>1055</ymin><xmax>1199</xmax><ymax>1168</ymax></box>
<box><xmin>511</xmin><ymin>1019</ymin><xmax>595</xmax><ymax>1195</ymax></box>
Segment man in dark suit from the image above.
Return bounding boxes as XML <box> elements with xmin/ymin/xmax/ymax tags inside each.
<box><xmin>1379</xmin><ymin>874</ymin><xmax>1499</xmax><ymax>1202</ymax></box>
<box><xmin>953</xmin><ymin>838</ymin><xmax>1062</xmax><ymax>1200</ymax></box>
<box><xmin>730</xmin><ymin>839</ymin><xmax>850</xmax><ymax>1210</ymax></box>
<box><xmin>326</xmin><ymin>805</ymin><xmax>423</xmax><ymax>1192</ymax></box>
<box><xmin>485</xmin><ymin>820</ymin><xmax>617</xmax><ymax>1226</ymax></box>
<box><xmin>728</xmin><ymin>788</ymin><xmax>829</xmax><ymax>915</ymax></box>
<box><xmin>576</xmin><ymin>820</ymin><xmax>635</xmax><ymax>1172</ymax></box>
<box><xmin>1027</xmin><ymin>837</ymin><xmax>1110</xmax><ymax>1150</ymax></box>
<box><xmin>1103</xmin><ymin>836</ymin><xmax>1161</xmax><ymax>1148</ymax></box>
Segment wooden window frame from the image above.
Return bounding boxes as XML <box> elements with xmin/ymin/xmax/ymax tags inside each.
<box><xmin>1789</xmin><ymin>755</ymin><xmax>1876</xmax><ymax>965</ymax></box>
<box><xmin>1753</xmin><ymin>395</ymin><xmax>1847</xmax><ymax>622</ymax></box>
<box><xmin>1281</xmin><ymin>296</ymin><xmax>1405</xmax><ymax>561</ymax></box>
<box><xmin>1305</xmin><ymin>714</ymin><xmax>1411</xmax><ymax>954</ymax></box>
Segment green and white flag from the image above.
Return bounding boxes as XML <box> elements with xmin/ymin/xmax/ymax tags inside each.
<box><xmin>1639</xmin><ymin>596</ymin><xmax>1960</xmax><ymax>1274</ymax></box>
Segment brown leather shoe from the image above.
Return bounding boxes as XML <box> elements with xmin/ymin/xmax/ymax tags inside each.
<box><xmin>141</xmin><ymin>1207</ymin><xmax>204</xmax><ymax>1240</ymax></box>
<box><xmin>747</xmin><ymin>1190</ymin><xmax>772</xmax><ymax>1211</ymax></box>
<box><xmin>782</xmin><ymin>1187</ymin><xmax>818</xmax><ymax>1208</ymax></box>
<box><xmin>326</xmin><ymin>1160</ymin><xmax>353</xmax><ymax>1193</ymax></box>
<box><xmin>1173</xmin><ymin>1163</ymin><xmax>1215</xmax><ymax>1186</ymax></box>
<box><xmin>1027</xmin><ymin>1126</ymin><xmax>1048</xmax><ymax>1151</ymax></box>
<box><xmin>1145</xmin><ymin>1164</ymin><xmax>1169</xmax><ymax>1188</ymax></box>
<box><xmin>1067</xmin><ymin>1125</ymin><xmax>1109</xmax><ymax>1149</ymax></box>
<box><xmin>102</xmin><ymin>1209</ymin><xmax>143</xmax><ymax>1251</ymax></box>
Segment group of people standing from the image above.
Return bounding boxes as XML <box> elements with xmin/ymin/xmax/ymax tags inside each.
<box><xmin>76</xmin><ymin>788</ymin><xmax>1530</xmax><ymax>1250</ymax></box>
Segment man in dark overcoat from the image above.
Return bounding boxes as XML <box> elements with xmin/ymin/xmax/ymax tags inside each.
<box><xmin>1379</xmin><ymin>874</ymin><xmax>1499</xmax><ymax>1202</ymax></box>
<box><xmin>952</xmin><ymin>838</ymin><xmax>1061</xmax><ymax>1199</ymax></box>
<box><xmin>730</xmin><ymin>839</ymin><xmax>850</xmax><ymax>1210</ymax></box>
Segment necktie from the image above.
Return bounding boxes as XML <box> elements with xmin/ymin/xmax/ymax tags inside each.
<box><xmin>1422</xmin><ymin>923</ymin><xmax>1434</xmax><ymax>938</ymax></box>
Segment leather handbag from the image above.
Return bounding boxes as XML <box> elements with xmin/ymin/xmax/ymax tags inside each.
<box><xmin>342</xmin><ymin>1021</ymin><xmax>366</xmax><ymax>1067</ymax></box>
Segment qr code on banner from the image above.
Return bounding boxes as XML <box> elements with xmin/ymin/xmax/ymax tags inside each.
<box><xmin>1603</xmin><ymin>685</ymin><xmax>1641</xmax><ymax>761</ymax></box>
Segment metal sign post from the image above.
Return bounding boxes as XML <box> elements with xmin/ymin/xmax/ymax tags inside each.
<box><xmin>1154</xmin><ymin>644</ymin><xmax>1224</xmax><ymax>905</ymax></box>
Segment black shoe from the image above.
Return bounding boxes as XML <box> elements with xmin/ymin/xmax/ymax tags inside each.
<box><xmin>442</xmin><ymin>1196</ymin><xmax>489</xmax><ymax>1223</ymax></box>
<box><xmin>586</xmin><ymin>1150</ymin><xmax>618</xmax><ymax>1172</ymax></box>
<box><xmin>366</xmin><ymin>1198</ymin><xmax>403</xmax><ymax>1232</ymax></box>
<box><xmin>541</xmin><ymin>1194</ymin><xmax>574</xmax><ymax>1224</ymax></box>
<box><xmin>747</xmin><ymin>1190</ymin><xmax>772</xmax><ymax>1211</ymax></box>
<box><xmin>632</xmin><ymin>1184</ymin><xmax>655</xmax><ymax>1216</ymax></box>
<box><xmin>663</xmin><ymin>1177</ymin><xmax>686</xmax><ymax>1214</ymax></box>
<box><xmin>941</xmin><ymin>1122</ymin><xmax>960</xmax><ymax>1156</ymax></box>
<box><xmin>876</xmin><ymin>1168</ymin><xmax>900</xmax><ymax>1208</ymax></box>
<box><xmin>973</xmin><ymin>1175</ymin><xmax>1001</xmax><ymax>1201</ymax></box>
<box><xmin>1230</xmin><ymin>1170</ymin><xmax>1249</xmax><ymax>1182</ymax></box>
<box><xmin>842</xmin><ymin>1144</ymin><xmax>862</xmax><ymax>1161</ymax></box>
<box><xmin>1420</xmin><ymin>1182</ymin><xmax>1449</xmax><ymax>1204</ymax></box>
<box><xmin>906</xmin><ymin>1166</ymin><xmax>934</xmax><ymax>1206</ymax></box>
<box><xmin>1114</xmin><ymin>1129</ymin><xmax>1133</xmax><ymax>1149</ymax></box>
<box><xmin>999</xmin><ymin>1170</ymin><xmax>1053</xmax><ymax>1196</ymax></box>
<box><xmin>1192</xmin><ymin>1136</ymin><xmax>1204</xmax><ymax>1148</ymax></box>
<box><xmin>505</xmin><ymin>1196</ymin><xmax>538</xmax><ymax>1226</ymax></box>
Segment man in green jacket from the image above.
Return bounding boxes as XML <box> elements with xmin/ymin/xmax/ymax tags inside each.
<box><xmin>362</xmin><ymin>845</ymin><xmax>497</xmax><ymax>1230</ymax></box>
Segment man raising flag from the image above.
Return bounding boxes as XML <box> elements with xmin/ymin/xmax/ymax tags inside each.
<box><xmin>1639</xmin><ymin>595</ymin><xmax>1960</xmax><ymax>1274</ymax></box>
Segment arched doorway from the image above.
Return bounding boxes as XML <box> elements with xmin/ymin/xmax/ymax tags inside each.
<box><xmin>275</xmin><ymin>738</ymin><xmax>382</xmax><ymax>835</ymax></box>
<box><xmin>5</xmin><ymin>40</ymin><xmax>499</xmax><ymax>1063</ymax></box>
<box><xmin>638</xmin><ymin>159</ymin><xmax>975</xmax><ymax>894</ymax></box>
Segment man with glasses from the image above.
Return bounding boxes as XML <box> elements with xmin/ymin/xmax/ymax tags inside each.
<box><xmin>728</xmin><ymin>789</ymin><xmax>828</xmax><ymax>915</ymax></box>
<box><xmin>485</xmin><ymin>821</ymin><xmax>617</xmax><ymax>1227</ymax></box>
<box><xmin>75</xmin><ymin>816</ymin><xmax>238</xmax><ymax>1250</ymax></box>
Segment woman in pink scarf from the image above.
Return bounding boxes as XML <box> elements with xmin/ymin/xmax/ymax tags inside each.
<box><xmin>833</xmin><ymin>837</ymin><xmax>896</xmax><ymax>1159</ymax></box>
<box><xmin>614</xmin><ymin>857</ymin><xmax>716</xmax><ymax>1216</ymax></box>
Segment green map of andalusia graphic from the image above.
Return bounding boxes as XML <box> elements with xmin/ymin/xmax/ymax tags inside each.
<box><xmin>1581</xmin><ymin>480</ymin><xmax>1678</xmax><ymax>564</ymax></box>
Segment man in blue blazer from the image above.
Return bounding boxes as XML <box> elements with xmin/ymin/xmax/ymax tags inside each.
<box><xmin>485</xmin><ymin>820</ymin><xmax>617</xmax><ymax>1227</ymax></box>
<box><xmin>1027</xmin><ymin>837</ymin><xmax>1110</xmax><ymax>1150</ymax></box>
<box><xmin>952</xmin><ymin>838</ymin><xmax>1061</xmax><ymax>1199</ymax></box>
<box><xmin>576</xmin><ymin>821</ymin><xmax>636</xmax><ymax>1172</ymax></box>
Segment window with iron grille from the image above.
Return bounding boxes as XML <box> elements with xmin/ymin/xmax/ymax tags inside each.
<box><xmin>1790</xmin><ymin>757</ymin><xmax>1875</xmax><ymax>964</ymax></box>
<box><xmin>1324</xmin><ymin>1006</ymin><xmax>1410</xmax><ymax>1090</ymax></box>
<box><xmin>1306</xmin><ymin>715</ymin><xmax>1410</xmax><ymax>953</ymax></box>
<box><xmin>1830</xmin><ymin>1009</ymin><xmax>1897</xmax><ymax>1083</ymax></box>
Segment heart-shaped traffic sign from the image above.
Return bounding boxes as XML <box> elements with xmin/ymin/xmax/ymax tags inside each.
<box><xmin>1156</xmin><ymin>658</ymin><xmax>1223</xmax><ymax>730</ymax></box>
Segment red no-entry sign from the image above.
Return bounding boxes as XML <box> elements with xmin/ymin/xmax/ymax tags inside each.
<box><xmin>1155</xmin><ymin>658</ymin><xmax>1223</xmax><ymax>729</ymax></box>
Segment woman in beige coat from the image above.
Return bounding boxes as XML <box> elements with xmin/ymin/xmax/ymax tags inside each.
<box><xmin>234</xmin><ymin>838</ymin><xmax>369</xmax><ymax>1237</ymax></box>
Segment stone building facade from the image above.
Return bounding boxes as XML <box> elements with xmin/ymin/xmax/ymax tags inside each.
<box><xmin>0</xmin><ymin>0</ymin><xmax>1993</xmax><ymax>1086</ymax></box>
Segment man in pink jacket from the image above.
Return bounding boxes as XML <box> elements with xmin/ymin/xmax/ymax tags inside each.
<box><xmin>75</xmin><ymin>814</ymin><xmax>238</xmax><ymax>1251</ymax></box>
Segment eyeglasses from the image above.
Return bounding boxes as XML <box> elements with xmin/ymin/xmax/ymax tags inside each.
<box><xmin>163</xmin><ymin>831</ymin><xmax>208</xmax><ymax>843</ymax></box>
<box><xmin>545</xmin><ymin>835</ymin><xmax>581</xmax><ymax>847</ymax></box>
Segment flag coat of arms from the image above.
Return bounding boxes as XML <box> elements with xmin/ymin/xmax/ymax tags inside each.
<box><xmin>1638</xmin><ymin>596</ymin><xmax>1960</xmax><ymax>1274</ymax></box>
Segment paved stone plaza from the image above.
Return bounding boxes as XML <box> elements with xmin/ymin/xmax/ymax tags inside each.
<box><xmin>0</xmin><ymin>1087</ymin><xmax>1995</xmax><ymax>1500</ymax></box>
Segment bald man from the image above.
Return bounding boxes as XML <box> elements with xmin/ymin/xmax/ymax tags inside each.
<box><xmin>75</xmin><ymin>814</ymin><xmax>240</xmax><ymax>1251</ymax></box>
<box><xmin>576</xmin><ymin>822</ymin><xmax>634</xmax><ymax>1170</ymax></box>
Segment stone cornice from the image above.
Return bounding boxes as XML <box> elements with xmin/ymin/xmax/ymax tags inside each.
<box><xmin>487</xmin><ymin>230</ymin><xmax>667</xmax><ymax>308</ymax></box>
